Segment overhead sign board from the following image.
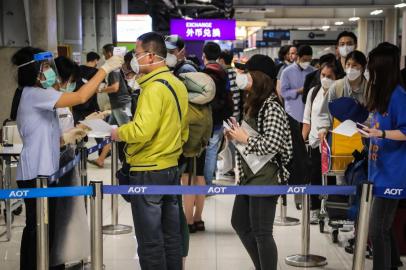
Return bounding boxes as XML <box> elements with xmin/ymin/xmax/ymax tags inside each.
<box><xmin>116</xmin><ymin>14</ymin><xmax>152</xmax><ymax>42</ymax></box>
<box><xmin>170</xmin><ymin>19</ymin><xmax>236</xmax><ymax>41</ymax></box>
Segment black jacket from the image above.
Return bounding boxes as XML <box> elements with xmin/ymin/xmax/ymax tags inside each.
<box><xmin>203</xmin><ymin>62</ymin><xmax>233</xmax><ymax>126</ymax></box>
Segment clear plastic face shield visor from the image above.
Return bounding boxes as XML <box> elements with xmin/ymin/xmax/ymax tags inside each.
<box><xmin>18</xmin><ymin>51</ymin><xmax>60</xmax><ymax>89</ymax></box>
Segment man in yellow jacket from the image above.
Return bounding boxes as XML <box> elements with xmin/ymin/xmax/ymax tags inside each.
<box><xmin>111</xmin><ymin>32</ymin><xmax>188</xmax><ymax>270</ymax></box>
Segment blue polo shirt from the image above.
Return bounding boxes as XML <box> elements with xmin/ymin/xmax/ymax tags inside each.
<box><xmin>369</xmin><ymin>85</ymin><xmax>406</xmax><ymax>194</ymax></box>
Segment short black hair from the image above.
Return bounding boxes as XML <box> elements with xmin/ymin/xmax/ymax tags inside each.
<box><xmin>137</xmin><ymin>32</ymin><xmax>167</xmax><ymax>58</ymax></box>
<box><xmin>102</xmin><ymin>44</ymin><xmax>114</xmax><ymax>55</ymax></box>
<box><xmin>278</xmin><ymin>45</ymin><xmax>292</xmax><ymax>61</ymax></box>
<box><xmin>298</xmin><ymin>45</ymin><xmax>313</xmax><ymax>57</ymax></box>
<box><xmin>345</xmin><ymin>50</ymin><xmax>367</xmax><ymax>68</ymax></box>
<box><xmin>12</xmin><ymin>46</ymin><xmax>44</xmax><ymax>87</ymax></box>
<box><xmin>219</xmin><ymin>50</ymin><xmax>233</xmax><ymax>65</ymax></box>
<box><xmin>319</xmin><ymin>53</ymin><xmax>336</xmax><ymax>66</ymax></box>
<box><xmin>203</xmin><ymin>42</ymin><xmax>221</xmax><ymax>61</ymax></box>
<box><xmin>336</xmin><ymin>31</ymin><xmax>358</xmax><ymax>45</ymax></box>
<box><xmin>86</xmin><ymin>52</ymin><xmax>100</xmax><ymax>62</ymax></box>
<box><xmin>55</xmin><ymin>56</ymin><xmax>80</xmax><ymax>83</ymax></box>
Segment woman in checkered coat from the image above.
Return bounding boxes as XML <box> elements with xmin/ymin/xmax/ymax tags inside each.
<box><xmin>226</xmin><ymin>70</ymin><xmax>293</xmax><ymax>270</ymax></box>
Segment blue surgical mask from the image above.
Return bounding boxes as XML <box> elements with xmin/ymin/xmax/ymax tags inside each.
<box><xmin>40</xmin><ymin>68</ymin><xmax>57</xmax><ymax>88</ymax></box>
<box><xmin>60</xmin><ymin>81</ymin><xmax>76</xmax><ymax>92</ymax></box>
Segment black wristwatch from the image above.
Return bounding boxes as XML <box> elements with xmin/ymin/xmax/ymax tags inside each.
<box><xmin>381</xmin><ymin>130</ymin><xmax>386</xmax><ymax>139</ymax></box>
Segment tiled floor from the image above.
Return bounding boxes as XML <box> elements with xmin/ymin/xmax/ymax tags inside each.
<box><xmin>0</xmin><ymin>143</ymin><xmax>405</xmax><ymax>269</ymax></box>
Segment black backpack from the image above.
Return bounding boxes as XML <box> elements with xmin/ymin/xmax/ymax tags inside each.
<box><xmin>285</xmin><ymin>114</ymin><xmax>311</xmax><ymax>185</ymax></box>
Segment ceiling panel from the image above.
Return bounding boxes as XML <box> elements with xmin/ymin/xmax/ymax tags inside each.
<box><xmin>234</xmin><ymin>0</ymin><xmax>399</xmax><ymax>6</ymax></box>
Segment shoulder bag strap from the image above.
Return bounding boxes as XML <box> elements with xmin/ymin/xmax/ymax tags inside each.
<box><xmin>155</xmin><ymin>79</ymin><xmax>182</xmax><ymax>120</ymax></box>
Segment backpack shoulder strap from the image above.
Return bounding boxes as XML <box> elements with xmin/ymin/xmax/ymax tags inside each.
<box><xmin>335</xmin><ymin>78</ymin><xmax>345</xmax><ymax>98</ymax></box>
<box><xmin>155</xmin><ymin>79</ymin><xmax>182</xmax><ymax>120</ymax></box>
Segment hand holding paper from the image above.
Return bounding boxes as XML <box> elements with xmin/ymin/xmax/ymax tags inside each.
<box><xmin>80</xmin><ymin>119</ymin><xmax>113</xmax><ymax>138</ymax></box>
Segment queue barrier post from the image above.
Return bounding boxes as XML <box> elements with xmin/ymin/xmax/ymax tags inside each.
<box><xmin>352</xmin><ymin>183</ymin><xmax>373</xmax><ymax>270</ymax></box>
<box><xmin>102</xmin><ymin>140</ymin><xmax>132</xmax><ymax>235</ymax></box>
<box><xmin>274</xmin><ymin>195</ymin><xmax>300</xmax><ymax>226</ymax></box>
<box><xmin>90</xmin><ymin>181</ymin><xmax>104</xmax><ymax>270</ymax></box>
<box><xmin>36</xmin><ymin>177</ymin><xmax>49</xmax><ymax>270</ymax></box>
<box><xmin>79</xmin><ymin>140</ymin><xmax>89</xmax><ymax>210</ymax></box>
<box><xmin>285</xmin><ymin>193</ymin><xmax>327</xmax><ymax>267</ymax></box>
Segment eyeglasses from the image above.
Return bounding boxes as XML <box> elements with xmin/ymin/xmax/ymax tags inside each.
<box><xmin>133</xmin><ymin>51</ymin><xmax>150</xmax><ymax>58</ymax></box>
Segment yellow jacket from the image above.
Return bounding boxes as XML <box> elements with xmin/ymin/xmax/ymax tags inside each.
<box><xmin>118</xmin><ymin>67</ymin><xmax>189</xmax><ymax>171</ymax></box>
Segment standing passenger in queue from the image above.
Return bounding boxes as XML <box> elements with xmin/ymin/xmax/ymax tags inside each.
<box><xmin>111</xmin><ymin>32</ymin><xmax>188</xmax><ymax>270</ymax></box>
<box><xmin>280</xmin><ymin>45</ymin><xmax>316</xmax><ymax>126</ymax></box>
<box><xmin>10</xmin><ymin>47</ymin><xmax>123</xmax><ymax>270</ymax></box>
<box><xmin>362</xmin><ymin>42</ymin><xmax>406</xmax><ymax>270</ymax></box>
<box><xmin>227</xmin><ymin>70</ymin><xmax>293</xmax><ymax>270</ymax></box>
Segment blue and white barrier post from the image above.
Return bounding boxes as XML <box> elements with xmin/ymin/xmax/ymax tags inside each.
<box><xmin>102</xmin><ymin>140</ymin><xmax>132</xmax><ymax>235</ymax></box>
<box><xmin>90</xmin><ymin>181</ymin><xmax>103</xmax><ymax>270</ymax></box>
<box><xmin>352</xmin><ymin>183</ymin><xmax>373</xmax><ymax>270</ymax></box>
<box><xmin>36</xmin><ymin>177</ymin><xmax>49</xmax><ymax>270</ymax></box>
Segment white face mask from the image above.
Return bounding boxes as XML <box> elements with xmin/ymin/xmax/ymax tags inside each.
<box><xmin>236</xmin><ymin>73</ymin><xmax>250</xmax><ymax>90</ymax></box>
<box><xmin>166</xmin><ymin>53</ymin><xmax>178</xmax><ymax>68</ymax></box>
<box><xmin>339</xmin><ymin>45</ymin><xmax>355</xmax><ymax>58</ymax></box>
<box><xmin>130</xmin><ymin>53</ymin><xmax>165</xmax><ymax>74</ymax></box>
<box><xmin>321</xmin><ymin>77</ymin><xmax>334</xmax><ymax>90</ymax></box>
<box><xmin>299</xmin><ymin>62</ymin><xmax>310</xmax><ymax>70</ymax></box>
<box><xmin>346</xmin><ymin>68</ymin><xmax>361</xmax><ymax>81</ymax></box>
<box><xmin>126</xmin><ymin>77</ymin><xmax>140</xmax><ymax>91</ymax></box>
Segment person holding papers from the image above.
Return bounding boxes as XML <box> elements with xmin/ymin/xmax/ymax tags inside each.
<box><xmin>361</xmin><ymin>43</ymin><xmax>406</xmax><ymax>270</ymax></box>
<box><xmin>10</xmin><ymin>47</ymin><xmax>122</xmax><ymax>270</ymax></box>
<box><xmin>226</xmin><ymin>70</ymin><xmax>293</xmax><ymax>270</ymax></box>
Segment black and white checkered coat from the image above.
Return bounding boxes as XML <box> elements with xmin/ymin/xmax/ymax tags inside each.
<box><xmin>236</xmin><ymin>94</ymin><xmax>293</xmax><ymax>184</ymax></box>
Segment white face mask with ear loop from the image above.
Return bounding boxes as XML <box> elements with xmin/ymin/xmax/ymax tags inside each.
<box><xmin>130</xmin><ymin>53</ymin><xmax>165</xmax><ymax>74</ymax></box>
<box><xmin>346</xmin><ymin>67</ymin><xmax>362</xmax><ymax>81</ymax></box>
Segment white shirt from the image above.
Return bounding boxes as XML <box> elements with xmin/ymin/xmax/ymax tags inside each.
<box><xmin>303</xmin><ymin>86</ymin><xmax>327</xmax><ymax>148</ymax></box>
<box><xmin>16</xmin><ymin>86</ymin><xmax>62</xmax><ymax>180</ymax></box>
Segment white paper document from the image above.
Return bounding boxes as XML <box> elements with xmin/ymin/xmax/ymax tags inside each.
<box><xmin>331</xmin><ymin>120</ymin><xmax>358</xmax><ymax>137</ymax></box>
<box><xmin>80</xmin><ymin>119</ymin><xmax>113</xmax><ymax>137</ymax></box>
<box><xmin>228</xmin><ymin>121</ymin><xmax>276</xmax><ymax>174</ymax></box>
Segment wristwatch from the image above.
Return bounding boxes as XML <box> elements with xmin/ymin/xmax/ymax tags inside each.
<box><xmin>381</xmin><ymin>130</ymin><xmax>386</xmax><ymax>139</ymax></box>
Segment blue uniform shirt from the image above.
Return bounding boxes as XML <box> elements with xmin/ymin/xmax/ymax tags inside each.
<box><xmin>369</xmin><ymin>85</ymin><xmax>406</xmax><ymax>193</ymax></box>
<box><xmin>16</xmin><ymin>86</ymin><xmax>62</xmax><ymax>180</ymax></box>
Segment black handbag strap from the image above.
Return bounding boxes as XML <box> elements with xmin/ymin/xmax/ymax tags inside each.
<box><xmin>155</xmin><ymin>79</ymin><xmax>182</xmax><ymax>120</ymax></box>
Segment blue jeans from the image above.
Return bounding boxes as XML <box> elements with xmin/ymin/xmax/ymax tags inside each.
<box><xmin>204</xmin><ymin>127</ymin><xmax>224</xmax><ymax>185</ymax></box>
<box><xmin>129</xmin><ymin>167</ymin><xmax>182</xmax><ymax>270</ymax></box>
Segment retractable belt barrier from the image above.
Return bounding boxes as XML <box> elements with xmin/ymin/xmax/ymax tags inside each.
<box><xmin>1</xmin><ymin>182</ymin><xmax>403</xmax><ymax>270</ymax></box>
<box><xmin>3</xmin><ymin>184</ymin><xmax>406</xmax><ymax>199</ymax></box>
<box><xmin>87</xmin><ymin>138</ymin><xmax>111</xmax><ymax>155</ymax></box>
<box><xmin>103</xmin><ymin>185</ymin><xmax>357</xmax><ymax>196</ymax></box>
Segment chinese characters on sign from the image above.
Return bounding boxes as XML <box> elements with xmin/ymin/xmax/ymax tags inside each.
<box><xmin>171</xmin><ymin>19</ymin><xmax>236</xmax><ymax>41</ymax></box>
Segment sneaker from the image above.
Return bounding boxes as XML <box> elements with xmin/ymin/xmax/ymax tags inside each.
<box><xmin>310</xmin><ymin>210</ymin><xmax>319</xmax><ymax>225</ymax></box>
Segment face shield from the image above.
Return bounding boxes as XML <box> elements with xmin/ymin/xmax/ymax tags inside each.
<box><xmin>34</xmin><ymin>52</ymin><xmax>59</xmax><ymax>89</ymax></box>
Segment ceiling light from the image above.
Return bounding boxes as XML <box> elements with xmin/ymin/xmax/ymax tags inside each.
<box><xmin>349</xmin><ymin>17</ymin><xmax>360</xmax><ymax>22</ymax></box>
<box><xmin>321</xmin><ymin>25</ymin><xmax>330</xmax><ymax>30</ymax></box>
<box><xmin>335</xmin><ymin>21</ymin><xmax>344</xmax><ymax>25</ymax></box>
<box><xmin>370</xmin><ymin>9</ymin><xmax>383</xmax><ymax>15</ymax></box>
<box><xmin>395</xmin><ymin>3</ymin><xmax>406</xmax><ymax>8</ymax></box>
